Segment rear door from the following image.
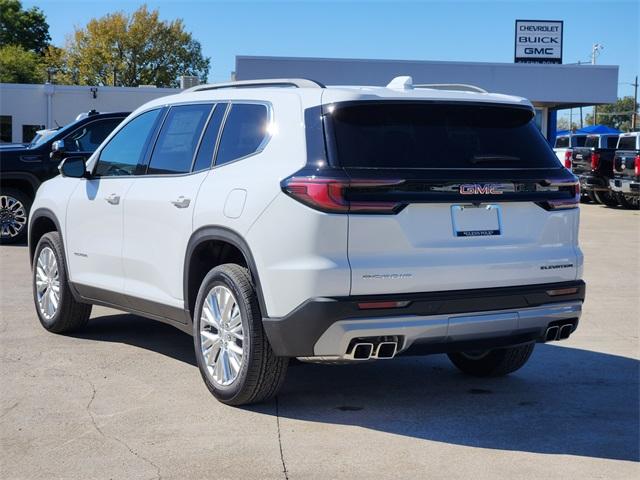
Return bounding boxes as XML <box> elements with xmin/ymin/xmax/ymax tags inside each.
<box><xmin>121</xmin><ymin>103</ymin><xmax>225</xmax><ymax>310</ymax></box>
<box><xmin>325</xmin><ymin>101</ymin><xmax>581</xmax><ymax>295</ymax></box>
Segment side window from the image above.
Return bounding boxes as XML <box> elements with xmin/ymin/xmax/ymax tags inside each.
<box><xmin>147</xmin><ymin>104</ymin><xmax>212</xmax><ymax>175</ymax></box>
<box><xmin>95</xmin><ymin>109</ymin><xmax>161</xmax><ymax>177</ymax></box>
<box><xmin>64</xmin><ymin>118</ymin><xmax>124</xmax><ymax>152</ymax></box>
<box><xmin>192</xmin><ymin>103</ymin><xmax>227</xmax><ymax>172</ymax></box>
<box><xmin>216</xmin><ymin>103</ymin><xmax>269</xmax><ymax>166</ymax></box>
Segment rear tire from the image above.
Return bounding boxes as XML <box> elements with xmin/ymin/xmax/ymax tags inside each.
<box><xmin>617</xmin><ymin>193</ymin><xmax>640</xmax><ymax>210</ymax></box>
<box><xmin>193</xmin><ymin>264</ymin><xmax>288</xmax><ymax>406</ymax></box>
<box><xmin>32</xmin><ymin>232</ymin><xmax>92</xmax><ymax>333</ymax></box>
<box><xmin>0</xmin><ymin>188</ymin><xmax>31</xmax><ymax>245</ymax></box>
<box><xmin>593</xmin><ymin>190</ymin><xmax>619</xmax><ymax>207</ymax></box>
<box><xmin>447</xmin><ymin>343</ymin><xmax>535</xmax><ymax>377</ymax></box>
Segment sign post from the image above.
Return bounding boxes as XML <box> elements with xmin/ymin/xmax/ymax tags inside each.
<box><xmin>514</xmin><ymin>20</ymin><xmax>563</xmax><ymax>64</ymax></box>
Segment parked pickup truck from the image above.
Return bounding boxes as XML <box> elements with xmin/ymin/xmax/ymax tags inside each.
<box><xmin>0</xmin><ymin>111</ymin><xmax>128</xmax><ymax>244</ymax></box>
<box><xmin>610</xmin><ymin>132</ymin><xmax>640</xmax><ymax>209</ymax></box>
<box><xmin>570</xmin><ymin>134</ymin><xmax>619</xmax><ymax>205</ymax></box>
<box><xmin>554</xmin><ymin>133</ymin><xmax>587</xmax><ymax>167</ymax></box>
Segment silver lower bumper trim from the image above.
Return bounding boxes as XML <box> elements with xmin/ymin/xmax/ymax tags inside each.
<box><xmin>310</xmin><ymin>301</ymin><xmax>582</xmax><ymax>359</ymax></box>
<box><xmin>610</xmin><ymin>178</ymin><xmax>640</xmax><ymax>194</ymax></box>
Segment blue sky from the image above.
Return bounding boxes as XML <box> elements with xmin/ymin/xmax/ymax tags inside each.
<box><xmin>27</xmin><ymin>0</ymin><xmax>639</xmax><ymax>106</ymax></box>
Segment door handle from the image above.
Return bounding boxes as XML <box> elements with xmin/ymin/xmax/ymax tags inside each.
<box><xmin>105</xmin><ymin>193</ymin><xmax>120</xmax><ymax>205</ymax></box>
<box><xmin>171</xmin><ymin>196</ymin><xmax>191</xmax><ymax>209</ymax></box>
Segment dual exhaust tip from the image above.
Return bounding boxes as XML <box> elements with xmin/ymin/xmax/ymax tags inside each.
<box><xmin>545</xmin><ymin>324</ymin><xmax>574</xmax><ymax>342</ymax></box>
<box><xmin>348</xmin><ymin>340</ymin><xmax>398</xmax><ymax>360</ymax></box>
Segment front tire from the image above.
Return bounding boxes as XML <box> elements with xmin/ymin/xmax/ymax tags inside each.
<box><xmin>32</xmin><ymin>232</ymin><xmax>92</xmax><ymax>333</ymax></box>
<box><xmin>447</xmin><ymin>343</ymin><xmax>535</xmax><ymax>377</ymax></box>
<box><xmin>193</xmin><ymin>264</ymin><xmax>288</xmax><ymax>405</ymax></box>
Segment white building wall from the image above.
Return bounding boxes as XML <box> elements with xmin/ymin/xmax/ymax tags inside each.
<box><xmin>0</xmin><ymin>83</ymin><xmax>179</xmax><ymax>143</ymax></box>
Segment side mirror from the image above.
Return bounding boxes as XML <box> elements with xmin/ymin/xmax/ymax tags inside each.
<box><xmin>58</xmin><ymin>156</ymin><xmax>87</xmax><ymax>178</ymax></box>
<box><xmin>51</xmin><ymin>139</ymin><xmax>65</xmax><ymax>153</ymax></box>
<box><xmin>50</xmin><ymin>139</ymin><xmax>65</xmax><ymax>160</ymax></box>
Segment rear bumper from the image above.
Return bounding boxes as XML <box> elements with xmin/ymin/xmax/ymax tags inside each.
<box><xmin>579</xmin><ymin>174</ymin><xmax>610</xmax><ymax>192</ymax></box>
<box><xmin>610</xmin><ymin>178</ymin><xmax>640</xmax><ymax>195</ymax></box>
<box><xmin>263</xmin><ymin>280</ymin><xmax>586</xmax><ymax>357</ymax></box>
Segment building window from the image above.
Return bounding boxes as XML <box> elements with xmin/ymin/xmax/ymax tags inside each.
<box><xmin>22</xmin><ymin>124</ymin><xmax>45</xmax><ymax>143</ymax></box>
<box><xmin>0</xmin><ymin>116</ymin><xmax>12</xmax><ymax>143</ymax></box>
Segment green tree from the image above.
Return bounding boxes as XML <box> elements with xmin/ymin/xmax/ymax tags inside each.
<box><xmin>556</xmin><ymin>117</ymin><xmax>580</xmax><ymax>132</ymax></box>
<box><xmin>52</xmin><ymin>5</ymin><xmax>210</xmax><ymax>87</ymax></box>
<box><xmin>585</xmin><ymin>96</ymin><xmax>638</xmax><ymax>132</ymax></box>
<box><xmin>0</xmin><ymin>44</ymin><xmax>45</xmax><ymax>83</ymax></box>
<box><xmin>0</xmin><ymin>0</ymin><xmax>50</xmax><ymax>53</ymax></box>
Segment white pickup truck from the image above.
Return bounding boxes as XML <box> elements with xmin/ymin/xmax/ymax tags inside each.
<box><xmin>554</xmin><ymin>133</ymin><xmax>587</xmax><ymax>168</ymax></box>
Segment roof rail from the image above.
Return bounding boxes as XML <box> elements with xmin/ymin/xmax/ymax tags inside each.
<box><xmin>184</xmin><ymin>78</ymin><xmax>325</xmax><ymax>93</ymax></box>
<box><xmin>413</xmin><ymin>83</ymin><xmax>488</xmax><ymax>94</ymax></box>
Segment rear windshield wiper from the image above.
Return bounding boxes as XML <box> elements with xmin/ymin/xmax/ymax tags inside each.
<box><xmin>470</xmin><ymin>155</ymin><xmax>521</xmax><ymax>164</ymax></box>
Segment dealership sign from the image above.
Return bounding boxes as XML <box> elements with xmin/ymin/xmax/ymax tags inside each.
<box><xmin>514</xmin><ymin>20</ymin><xmax>563</xmax><ymax>64</ymax></box>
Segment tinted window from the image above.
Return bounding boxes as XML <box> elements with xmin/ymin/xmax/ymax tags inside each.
<box><xmin>329</xmin><ymin>102</ymin><xmax>560</xmax><ymax>169</ymax></box>
<box><xmin>216</xmin><ymin>103</ymin><xmax>268</xmax><ymax>166</ymax></box>
<box><xmin>64</xmin><ymin>118</ymin><xmax>123</xmax><ymax>152</ymax></box>
<box><xmin>22</xmin><ymin>124</ymin><xmax>44</xmax><ymax>143</ymax></box>
<box><xmin>585</xmin><ymin>136</ymin><xmax>599</xmax><ymax>148</ymax></box>
<box><xmin>193</xmin><ymin>103</ymin><xmax>227</xmax><ymax>172</ymax></box>
<box><xmin>147</xmin><ymin>104</ymin><xmax>212</xmax><ymax>175</ymax></box>
<box><xmin>572</xmin><ymin>135</ymin><xmax>587</xmax><ymax>147</ymax></box>
<box><xmin>606</xmin><ymin>136</ymin><xmax>619</xmax><ymax>148</ymax></box>
<box><xmin>95</xmin><ymin>109</ymin><xmax>161</xmax><ymax>176</ymax></box>
<box><xmin>0</xmin><ymin>115</ymin><xmax>12</xmax><ymax>143</ymax></box>
<box><xmin>555</xmin><ymin>136</ymin><xmax>569</xmax><ymax>148</ymax></box>
<box><xmin>618</xmin><ymin>135</ymin><xmax>637</xmax><ymax>150</ymax></box>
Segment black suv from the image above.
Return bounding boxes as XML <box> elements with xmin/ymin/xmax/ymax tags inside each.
<box><xmin>0</xmin><ymin>111</ymin><xmax>128</xmax><ymax>244</ymax></box>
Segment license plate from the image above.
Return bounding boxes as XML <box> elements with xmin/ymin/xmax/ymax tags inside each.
<box><xmin>451</xmin><ymin>205</ymin><xmax>501</xmax><ymax>237</ymax></box>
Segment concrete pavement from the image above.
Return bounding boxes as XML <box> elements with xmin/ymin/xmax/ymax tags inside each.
<box><xmin>1</xmin><ymin>202</ymin><xmax>638</xmax><ymax>479</ymax></box>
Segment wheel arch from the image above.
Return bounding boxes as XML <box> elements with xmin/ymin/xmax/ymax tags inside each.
<box><xmin>1</xmin><ymin>172</ymin><xmax>40</xmax><ymax>199</ymax></box>
<box><xmin>28</xmin><ymin>208</ymin><xmax>62</xmax><ymax>266</ymax></box>
<box><xmin>184</xmin><ymin>226</ymin><xmax>267</xmax><ymax>321</ymax></box>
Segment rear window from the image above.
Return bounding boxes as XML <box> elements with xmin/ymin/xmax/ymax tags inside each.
<box><xmin>606</xmin><ymin>136</ymin><xmax>619</xmax><ymax>148</ymax></box>
<box><xmin>572</xmin><ymin>135</ymin><xmax>587</xmax><ymax>147</ymax></box>
<box><xmin>328</xmin><ymin>102</ymin><xmax>560</xmax><ymax>169</ymax></box>
<box><xmin>585</xmin><ymin>136</ymin><xmax>599</xmax><ymax>148</ymax></box>
<box><xmin>555</xmin><ymin>136</ymin><xmax>569</xmax><ymax>148</ymax></box>
<box><xmin>618</xmin><ymin>135</ymin><xmax>637</xmax><ymax>150</ymax></box>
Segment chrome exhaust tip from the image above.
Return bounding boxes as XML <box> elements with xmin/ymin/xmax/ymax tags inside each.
<box><xmin>557</xmin><ymin>324</ymin><xmax>573</xmax><ymax>340</ymax></box>
<box><xmin>545</xmin><ymin>326</ymin><xmax>559</xmax><ymax>342</ymax></box>
<box><xmin>349</xmin><ymin>343</ymin><xmax>374</xmax><ymax>360</ymax></box>
<box><xmin>375</xmin><ymin>342</ymin><xmax>398</xmax><ymax>359</ymax></box>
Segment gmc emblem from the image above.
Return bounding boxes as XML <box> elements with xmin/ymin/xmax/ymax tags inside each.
<box><xmin>459</xmin><ymin>184</ymin><xmax>504</xmax><ymax>195</ymax></box>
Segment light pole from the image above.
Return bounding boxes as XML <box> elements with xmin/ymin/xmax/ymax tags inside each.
<box><xmin>591</xmin><ymin>44</ymin><xmax>604</xmax><ymax>125</ymax></box>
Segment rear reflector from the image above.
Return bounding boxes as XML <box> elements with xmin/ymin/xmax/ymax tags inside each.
<box><xmin>282</xmin><ymin>176</ymin><xmax>405</xmax><ymax>214</ymax></box>
<box><xmin>539</xmin><ymin>181</ymin><xmax>580</xmax><ymax>210</ymax></box>
<box><xmin>357</xmin><ymin>300</ymin><xmax>411</xmax><ymax>310</ymax></box>
<box><xmin>546</xmin><ymin>287</ymin><xmax>579</xmax><ymax>296</ymax></box>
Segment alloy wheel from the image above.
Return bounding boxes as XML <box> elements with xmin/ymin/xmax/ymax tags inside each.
<box><xmin>0</xmin><ymin>195</ymin><xmax>27</xmax><ymax>239</ymax></box>
<box><xmin>35</xmin><ymin>247</ymin><xmax>61</xmax><ymax>320</ymax></box>
<box><xmin>200</xmin><ymin>285</ymin><xmax>245</xmax><ymax>386</ymax></box>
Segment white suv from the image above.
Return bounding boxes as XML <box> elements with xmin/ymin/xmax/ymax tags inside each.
<box><xmin>28</xmin><ymin>77</ymin><xmax>586</xmax><ymax>405</ymax></box>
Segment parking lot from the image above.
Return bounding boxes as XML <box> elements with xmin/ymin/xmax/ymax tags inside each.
<box><xmin>0</xmin><ymin>203</ymin><xmax>638</xmax><ymax>480</ymax></box>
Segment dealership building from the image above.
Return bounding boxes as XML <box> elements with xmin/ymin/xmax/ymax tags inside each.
<box><xmin>0</xmin><ymin>55</ymin><xmax>619</xmax><ymax>144</ymax></box>
<box><xmin>234</xmin><ymin>55</ymin><xmax>619</xmax><ymax>143</ymax></box>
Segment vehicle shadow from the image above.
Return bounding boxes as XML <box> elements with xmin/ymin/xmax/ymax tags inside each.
<box><xmin>76</xmin><ymin>313</ymin><xmax>639</xmax><ymax>462</ymax></box>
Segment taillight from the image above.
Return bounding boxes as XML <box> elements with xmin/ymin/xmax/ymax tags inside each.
<box><xmin>635</xmin><ymin>155</ymin><xmax>640</xmax><ymax>177</ymax></box>
<box><xmin>591</xmin><ymin>152</ymin><xmax>600</xmax><ymax>170</ymax></box>
<box><xmin>541</xmin><ymin>181</ymin><xmax>580</xmax><ymax>210</ymax></box>
<box><xmin>564</xmin><ymin>150</ymin><xmax>572</xmax><ymax>169</ymax></box>
<box><xmin>282</xmin><ymin>176</ymin><xmax>405</xmax><ymax>214</ymax></box>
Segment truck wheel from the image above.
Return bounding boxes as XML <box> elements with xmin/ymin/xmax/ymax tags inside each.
<box><xmin>0</xmin><ymin>188</ymin><xmax>31</xmax><ymax>245</ymax></box>
<box><xmin>593</xmin><ymin>190</ymin><xmax>619</xmax><ymax>207</ymax></box>
<box><xmin>32</xmin><ymin>232</ymin><xmax>92</xmax><ymax>333</ymax></box>
<box><xmin>580</xmin><ymin>193</ymin><xmax>592</xmax><ymax>204</ymax></box>
<box><xmin>193</xmin><ymin>264</ymin><xmax>288</xmax><ymax>406</ymax></box>
<box><xmin>447</xmin><ymin>343</ymin><xmax>535</xmax><ymax>377</ymax></box>
<box><xmin>617</xmin><ymin>193</ymin><xmax>640</xmax><ymax>210</ymax></box>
